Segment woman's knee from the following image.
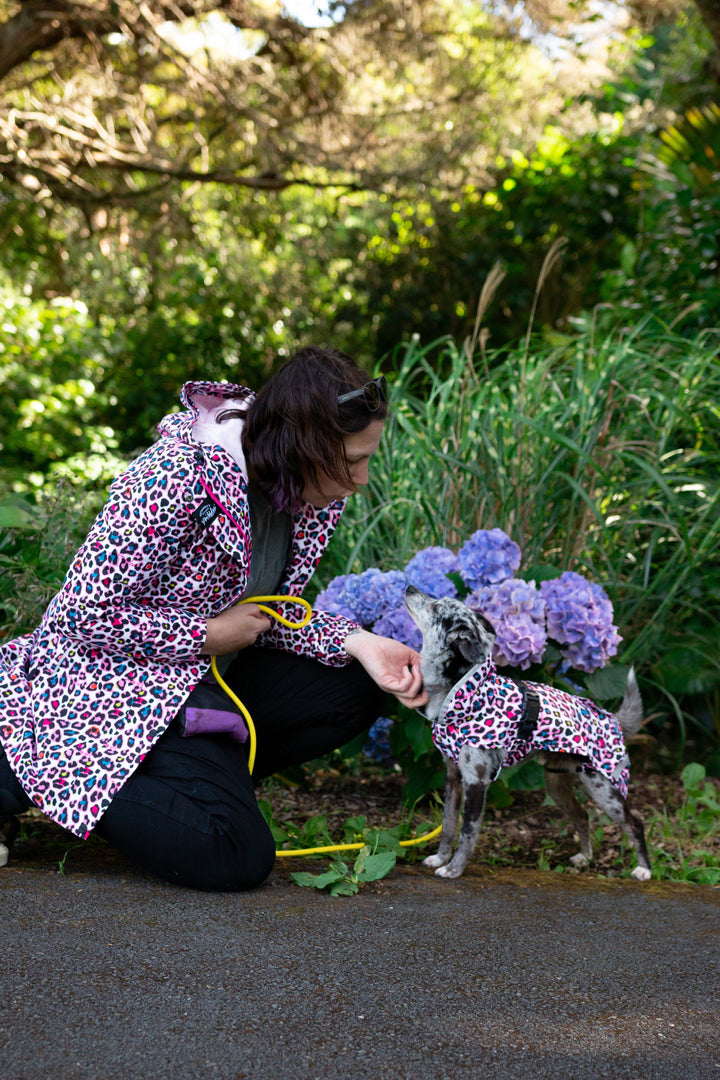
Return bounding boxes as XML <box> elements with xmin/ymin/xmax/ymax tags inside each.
<box><xmin>181</xmin><ymin>822</ymin><xmax>276</xmax><ymax>892</ymax></box>
<box><xmin>98</xmin><ymin>792</ymin><xmax>277</xmax><ymax>892</ymax></box>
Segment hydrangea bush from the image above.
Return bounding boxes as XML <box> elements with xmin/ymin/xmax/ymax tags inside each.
<box><xmin>466</xmin><ymin>577</ymin><xmax>547</xmax><ymax>669</ymax></box>
<box><xmin>317</xmin><ymin>527</ymin><xmax>621</xmax><ymax>673</ymax></box>
<box><xmin>316</xmin><ymin>528</ymin><xmax>623</xmax><ymax>767</ymax></box>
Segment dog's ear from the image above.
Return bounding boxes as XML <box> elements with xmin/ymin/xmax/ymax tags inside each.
<box><xmin>450</xmin><ymin>630</ymin><xmax>491</xmax><ymax>666</ymax></box>
<box><xmin>447</xmin><ymin>609</ymin><xmax>495</xmax><ymax>666</ymax></box>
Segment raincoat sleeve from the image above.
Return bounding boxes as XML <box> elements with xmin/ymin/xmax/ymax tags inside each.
<box><xmin>257</xmin><ymin>607</ymin><xmax>359</xmax><ymax>668</ymax></box>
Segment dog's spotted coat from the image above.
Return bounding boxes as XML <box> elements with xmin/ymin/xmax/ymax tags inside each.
<box><xmin>0</xmin><ymin>381</ymin><xmax>357</xmax><ymax>838</ymax></box>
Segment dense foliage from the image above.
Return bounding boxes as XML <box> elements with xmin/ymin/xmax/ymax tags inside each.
<box><xmin>1</xmin><ymin>0</ymin><xmax>719</xmax><ymax>791</ymax></box>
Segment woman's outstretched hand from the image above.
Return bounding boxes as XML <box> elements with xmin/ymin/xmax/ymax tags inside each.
<box><xmin>344</xmin><ymin>629</ymin><xmax>428</xmax><ymax>709</ymax></box>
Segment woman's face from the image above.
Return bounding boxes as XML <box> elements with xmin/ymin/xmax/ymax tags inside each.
<box><xmin>301</xmin><ymin>419</ymin><xmax>385</xmax><ymax>508</ymax></box>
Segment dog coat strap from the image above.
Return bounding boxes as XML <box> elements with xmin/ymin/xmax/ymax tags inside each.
<box><xmin>514</xmin><ymin>681</ymin><xmax>541</xmax><ymax>742</ymax></box>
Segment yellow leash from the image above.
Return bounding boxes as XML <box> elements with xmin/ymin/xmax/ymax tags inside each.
<box><xmin>210</xmin><ymin>594</ymin><xmax>441</xmax><ymax>858</ymax></box>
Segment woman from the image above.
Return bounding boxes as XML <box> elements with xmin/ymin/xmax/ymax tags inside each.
<box><xmin>0</xmin><ymin>346</ymin><xmax>426</xmax><ymax>889</ymax></box>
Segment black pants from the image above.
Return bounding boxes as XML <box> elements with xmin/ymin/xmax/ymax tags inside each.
<box><xmin>90</xmin><ymin>648</ymin><xmax>386</xmax><ymax>891</ymax></box>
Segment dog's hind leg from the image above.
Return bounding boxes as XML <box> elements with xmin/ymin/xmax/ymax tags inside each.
<box><xmin>580</xmin><ymin>771</ymin><xmax>652</xmax><ymax>881</ymax></box>
<box><xmin>434</xmin><ymin>748</ymin><xmax>504</xmax><ymax>879</ymax></box>
<box><xmin>423</xmin><ymin>756</ymin><xmax>462</xmax><ymax>870</ymax></box>
<box><xmin>544</xmin><ymin>766</ymin><xmax>593</xmax><ymax>868</ymax></box>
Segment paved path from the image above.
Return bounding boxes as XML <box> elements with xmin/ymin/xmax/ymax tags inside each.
<box><xmin>2</xmin><ymin>850</ymin><xmax>719</xmax><ymax>1080</ymax></box>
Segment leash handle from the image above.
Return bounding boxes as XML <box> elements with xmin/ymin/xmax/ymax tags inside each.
<box><xmin>238</xmin><ymin>594</ymin><xmax>312</xmax><ymax>630</ymax></box>
<box><xmin>211</xmin><ymin>594</ymin><xmax>312</xmax><ymax>773</ymax></box>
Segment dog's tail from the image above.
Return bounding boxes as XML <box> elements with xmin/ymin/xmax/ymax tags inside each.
<box><xmin>614</xmin><ymin>666</ymin><xmax>644</xmax><ymax>736</ymax></box>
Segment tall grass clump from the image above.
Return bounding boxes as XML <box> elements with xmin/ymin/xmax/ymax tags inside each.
<box><xmin>319</xmin><ymin>314</ymin><xmax>720</xmax><ymax>761</ymax></box>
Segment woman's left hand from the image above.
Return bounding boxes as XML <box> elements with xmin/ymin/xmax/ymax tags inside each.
<box><xmin>344</xmin><ymin>629</ymin><xmax>428</xmax><ymax>709</ymax></box>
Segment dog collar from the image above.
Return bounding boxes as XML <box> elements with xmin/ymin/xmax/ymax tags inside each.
<box><xmin>435</xmin><ymin>657</ymin><xmax>495</xmax><ymax>726</ymax></box>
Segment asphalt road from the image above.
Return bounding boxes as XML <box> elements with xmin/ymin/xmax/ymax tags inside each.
<box><xmin>2</xmin><ymin>850</ymin><xmax>719</xmax><ymax>1080</ymax></box>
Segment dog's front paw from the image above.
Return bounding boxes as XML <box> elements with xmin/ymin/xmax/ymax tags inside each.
<box><xmin>631</xmin><ymin>866</ymin><xmax>651</xmax><ymax>881</ymax></box>
<box><xmin>423</xmin><ymin>853</ymin><xmax>450</xmax><ymax>870</ymax></box>
<box><xmin>435</xmin><ymin>862</ymin><xmax>465</xmax><ymax>879</ymax></box>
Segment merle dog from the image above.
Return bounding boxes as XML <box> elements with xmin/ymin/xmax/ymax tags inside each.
<box><xmin>405</xmin><ymin>585</ymin><xmax>651</xmax><ymax>880</ymax></box>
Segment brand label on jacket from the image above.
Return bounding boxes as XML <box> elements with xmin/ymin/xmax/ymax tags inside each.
<box><xmin>192</xmin><ymin>496</ymin><xmax>220</xmax><ymax>528</ymax></box>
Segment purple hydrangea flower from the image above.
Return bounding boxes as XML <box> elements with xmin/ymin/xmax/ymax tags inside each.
<box><xmin>456</xmin><ymin>528</ymin><xmax>522</xmax><ymax>591</ymax></box>
<box><xmin>314</xmin><ymin>574</ymin><xmax>358</xmax><ymax>620</ymax></box>
<box><xmin>372</xmin><ymin>606</ymin><xmax>423</xmax><ymax>651</ymax></box>
<box><xmin>365</xmin><ymin>569</ymin><xmax>409</xmax><ymax>622</ymax></box>
<box><xmin>467</xmin><ymin>578</ymin><xmax>547</xmax><ymax>669</ymax></box>
<box><xmin>315</xmin><ymin>569</ymin><xmax>408</xmax><ymax>625</ymax></box>
<box><xmin>540</xmin><ymin>571</ymin><xmax>621</xmax><ymax>673</ymax></box>
<box><xmin>363</xmin><ymin>716</ymin><xmax>395</xmax><ymax>764</ymax></box>
<box><xmin>404</xmin><ymin>546</ymin><xmax>458</xmax><ymax>598</ymax></box>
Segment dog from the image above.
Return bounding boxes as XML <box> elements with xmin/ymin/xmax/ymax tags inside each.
<box><xmin>404</xmin><ymin>585</ymin><xmax>651</xmax><ymax>880</ymax></box>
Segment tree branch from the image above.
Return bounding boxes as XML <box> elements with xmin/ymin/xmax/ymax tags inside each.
<box><xmin>0</xmin><ymin>2</ymin><xmax>118</xmax><ymax>80</ymax></box>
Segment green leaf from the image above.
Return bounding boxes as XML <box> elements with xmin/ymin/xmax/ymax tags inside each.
<box><xmin>330</xmin><ymin>879</ymin><xmax>359</xmax><ymax>896</ymax></box>
<box><xmin>357</xmin><ymin>851</ymin><xmax>397</xmax><ymax>882</ymax></box>
<box><xmin>693</xmin><ymin>868</ymin><xmax>720</xmax><ymax>886</ymax></box>
<box><xmin>353</xmin><ymin>844</ymin><xmax>371</xmax><ymax>876</ymax></box>
<box><xmin>403</xmin><ymin>711</ymin><xmax>435</xmax><ymax>759</ymax></box>
<box><xmin>290</xmin><ymin>871</ymin><xmax>325</xmax><ymax>889</ymax></box>
<box><xmin>341</xmin><ymin>815</ymin><xmax>368</xmax><ymax>842</ymax></box>
<box><xmin>368</xmin><ymin>829</ymin><xmax>405</xmax><ymax>856</ymax></box>
<box><xmin>486</xmin><ymin>780</ymin><xmax>514</xmax><ymax>808</ymax></box>
<box><xmin>519</xmin><ymin>564</ymin><xmax>561</xmax><ymax>583</ymax></box>
<box><xmin>505</xmin><ymin>759</ymin><xmax>546</xmax><ymax>791</ymax></box>
<box><xmin>0</xmin><ymin>497</ymin><xmax>44</xmax><ymax>530</ymax></box>
<box><xmin>681</xmin><ymin>762</ymin><xmax>706</xmax><ymax>794</ymax></box>
<box><xmin>584</xmin><ymin>664</ymin><xmax>631</xmax><ymax>701</ymax></box>
<box><xmin>402</xmin><ymin>761</ymin><xmax>446</xmax><ymax>806</ymax></box>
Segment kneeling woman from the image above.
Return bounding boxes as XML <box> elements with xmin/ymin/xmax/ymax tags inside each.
<box><xmin>0</xmin><ymin>346</ymin><xmax>426</xmax><ymax>890</ymax></box>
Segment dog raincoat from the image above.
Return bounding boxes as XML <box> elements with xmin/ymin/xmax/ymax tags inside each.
<box><xmin>432</xmin><ymin>657</ymin><xmax>631</xmax><ymax>798</ymax></box>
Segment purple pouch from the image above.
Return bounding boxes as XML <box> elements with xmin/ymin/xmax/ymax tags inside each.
<box><xmin>182</xmin><ymin>706</ymin><xmax>248</xmax><ymax>744</ymax></box>
<box><xmin>177</xmin><ymin>678</ymin><xmax>249</xmax><ymax>744</ymax></box>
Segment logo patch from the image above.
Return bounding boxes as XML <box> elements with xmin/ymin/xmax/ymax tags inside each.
<box><xmin>192</xmin><ymin>497</ymin><xmax>220</xmax><ymax>528</ymax></box>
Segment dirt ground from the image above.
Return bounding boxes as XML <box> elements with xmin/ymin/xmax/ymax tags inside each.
<box><xmin>258</xmin><ymin>765</ymin><xmax>719</xmax><ymax>880</ymax></box>
<box><xmin>9</xmin><ymin>766</ymin><xmax>718</xmax><ymax>881</ymax></box>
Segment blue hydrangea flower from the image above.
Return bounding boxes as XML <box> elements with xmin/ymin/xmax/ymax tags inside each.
<box><xmin>467</xmin><ymin>578</ymin><xmax>547</xmax><ymax>669</ymax></box>
<box><xmin>404</xmin><ymin>546</ymin><xmax>458</xmax><ymax>598</ymax></box>
<box><xmin>364</xmin><ymin>569</ymin><xmax>409</xmax><ymax>622</ymax></box>
<box><xmin>372</xmin><ymin>606</ymin><xmax>423</xmax><ymax>651</ymax></box>
<box><xmin>456</xmin><ymin>528</ymin><xmax>522</xmax><ymax>591</ymax></box>
<box><xmin>540</xmin><ymin>571</ymin><xmax>621</xmax><ymax>673</ymax></box>
<box><xmin>315</xmin><ymin>569</ymin><xmax>408</xmax><ymax>625</ymax></box>
<box><xmin>363</xmin><ymin>716</ymin><xmax>395</xmax><ymax>764</ymax></box>
<box><xmin>313</xmin><ymin>574</ymin><xmax>359</xmax><ymax>621</ymax></box>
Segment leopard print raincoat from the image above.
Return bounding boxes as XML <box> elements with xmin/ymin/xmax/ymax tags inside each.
<box><xmin>0</xmin><ymin>381</ymin><xmax>357</xmax><ymax>838</ymax></box>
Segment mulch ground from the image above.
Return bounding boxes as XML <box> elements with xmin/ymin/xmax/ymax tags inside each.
<box><xmin>258</xmin><ymin>768</ymin><xmax>696</xmax><ymax>876</ymax></box>
<box><xmin>8</xmin><ymin>768</ymin><xmax>718</xmax><ymax>881</ymax></box>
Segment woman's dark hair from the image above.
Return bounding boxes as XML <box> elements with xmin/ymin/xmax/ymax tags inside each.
<box><xmin>241</xmin><ymin>345</ymin><xmax>388</xmax><ymax>513</ymax></box>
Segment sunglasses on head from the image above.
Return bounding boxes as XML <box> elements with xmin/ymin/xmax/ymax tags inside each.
<box><xmin>337</xmin><ymin>375</ymin><xmax>388</xmax><ymax>412</ymax></box>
